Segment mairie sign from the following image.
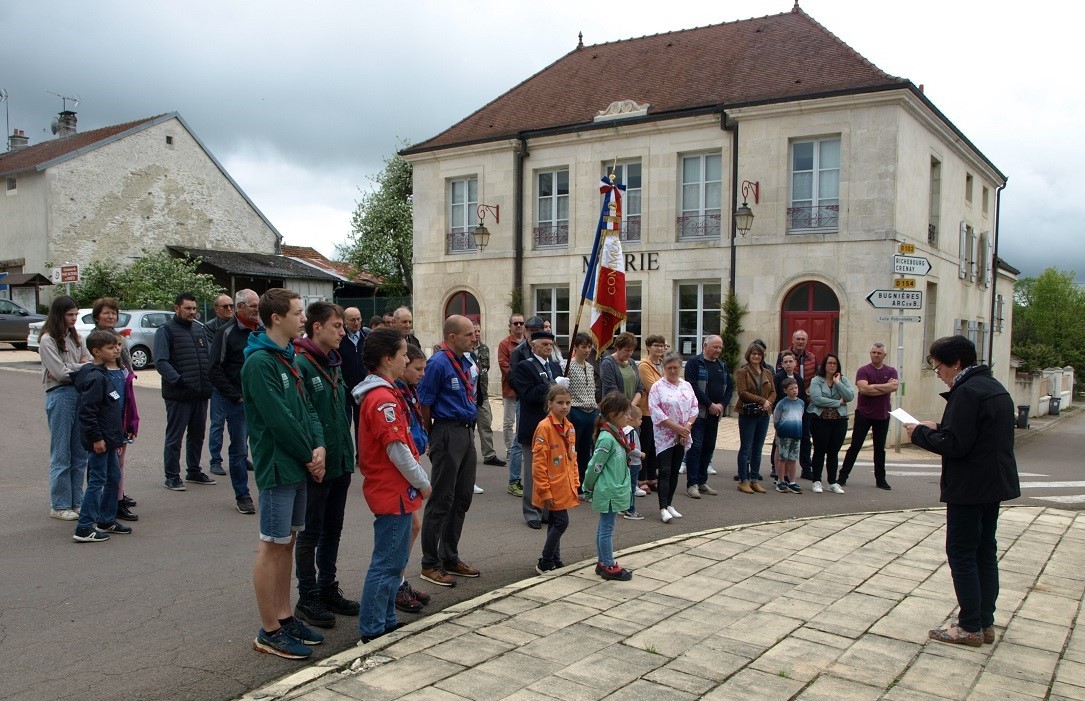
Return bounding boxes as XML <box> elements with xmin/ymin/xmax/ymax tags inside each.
<box><xmin>866</xmin><ymin>289</ymin><xmax>923</xmax><ymax>309</ymax></box>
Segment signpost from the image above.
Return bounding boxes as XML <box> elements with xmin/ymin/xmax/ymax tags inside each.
<box><xmin>51</xmin><ymin>263</ymin><xmax>80</xmax><ymax>295</ymax></box>
<box><xmin>893</xmin><ymin>278</ymin><xmax>917</xmax><ymax>289</ymax></box>
<box><xmin>876</xmin><ymin>315</ymin><xmax>921</xmax><ymax>323</ymax></box>
<box><xmin>898</xmin><ymin>243</ymin><xmax>915</xmax><ymax>254</ymax></box>
<box><xmin>0</xmin><ymin>271</ymin><xmax>7</xmax><ymax>293</ymax></box>
<box><xmin>892</xmin><ymin>254</ymin><xmax>932</xmax><ymax>276</ymax></box>
<box><xmin>865</xmin><ymin>289</ymin><xmax>924</xmax><ymax>309</ymax></box>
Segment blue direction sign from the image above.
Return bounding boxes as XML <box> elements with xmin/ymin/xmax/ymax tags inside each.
<box><xmin>0</xmin><ymin>271</ymin><xmax>7</xmax><ymax>292</ymax></box>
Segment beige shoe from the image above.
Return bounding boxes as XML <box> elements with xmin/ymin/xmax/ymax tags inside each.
<box><xmin>737</xmin><ymin>481</ymin><xmax>754</xmax><ymax>494</ymax></box>
<box><xmin>750</xmin><ymin>481</ymin><xmax>767</xmax><ymax>494</ymax></box>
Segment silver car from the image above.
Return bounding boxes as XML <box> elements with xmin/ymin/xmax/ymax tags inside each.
<box><xmin>0</xmin><ymin>298</ymin><xmax>46</xmax><ymax>349</ymax></box>
<box><xmin>28</xmin><ymin>309</ymin><xmax>173</xmax><ymax>370</ymax></box>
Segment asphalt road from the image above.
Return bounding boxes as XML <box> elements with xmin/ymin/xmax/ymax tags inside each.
<box><xmin>0</xmin><ymin>348</ymin><xmax>1079</xmax><ymax>701</ymax></box>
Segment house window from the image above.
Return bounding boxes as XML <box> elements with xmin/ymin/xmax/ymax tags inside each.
<box><xmin>677</xmin><ymin>153</ymin><xmax>721</xmax><ymax>239</ymax></box>
<box><xmin>928</xmin><ymin>157</ymin><xmax>941</xmax><ymax>246</ymax></box>
<box><xmin>965</xmin><ymin>173</ymin><xmax>974</xmax><ymax>205</ymax></box>
<box><xmin>958</xmin><ymin>223</ymin><xmax>977</xmax><ymax>282</ymax></box>
<box><xmin>165</xmin><ymin>135</ymin><xmax>174</xmax><ymax>148</ymax></box>
<box><xmin>789</xmin><ymin>138</ymin><xmax>840</xmax><ymax>231</ymax></box>
<box><xmin>447</xmin><ymin>177</ymin><xmax>479</xmax><ymax>253</ymax></box>
<box><xmin>5</xmin><ymin>177</ymin><xmax>15</xmax><ymax>194</ymax></box>
<box><xmin>621</xmin><ymin>282</ymin><xmax>642</xmax><ymax>356</ymax></box>
<box><xmin>533</xmin><ymin>285</ymin><xmax>570</xmax><ymax>349</ymax></box>
<box><xmin>604</xmin><ymin>161</ymin><xmax>642</xmax><ymax>242</ymax></box>
<box><xmin>923</xmin><ymin>282</ymin><xmax>938</xmax><ymax>364</ymax></box>
<box><xmin>982</xmin><ymin>186</ymin><xmax>990</xmax><ymax>217</ymax></box>
<box><xmin>534</xmin><ymin>169</ymin><xmax>569</xmax><ymax>247</ymax></box>
<box><xmin>675</xmin><ymin>281</ymin><xmax>722</xmax><ymax>356</ymax></box>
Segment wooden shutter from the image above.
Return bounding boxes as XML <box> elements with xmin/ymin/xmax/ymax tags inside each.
<box><xmin>969</xmin><ymin>227</ymin><xmax>978</xmax><ymax>282</ymax></box>
<box><xmin>959</xmin><ymin>222</ymin><xmax>968</xmax><ymax>279</ymax></box>
<box><xmin>984</xmin><ymin>233</ymin><xmax>993</xmax><ymax>288</ymax></box>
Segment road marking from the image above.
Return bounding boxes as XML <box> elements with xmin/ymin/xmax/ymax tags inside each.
<box><xmin>0</xmin><ymin>366</ymin><xmax>39</xmax><ymax>375</ymax></box>
<box><xmin>851</xmin><ymin>462</ymin><xmax>940</xmax><ymax>468</ymax></box>
<box><xmin>1020</xmin><ymin>481</ymin><xmax>1085</xmax><ymax>489</ymax></box>
<box><xmin>886</xmin><ymin>471</ymin><xmax>1049</xmax><ymax>478</ymax></box>
<box><xmin>1030</xmin><ymin>495</ymin><xmax>1085</xmax><ymax>504</ymax></box>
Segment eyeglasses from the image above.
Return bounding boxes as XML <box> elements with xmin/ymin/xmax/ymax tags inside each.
<box><xmin>926</xmin><ymin>356</ymin><xmax>942</xmax><ymax>372</ymax></box>
<box><xmin>217</xmin><ymin>303</ymin><xmax>234</xmax><ymax>309</ymax></box>
<box><xmin>511</xmin><ymin>321</ymin><xmax>525</xmax><ymax>326</ymax></box>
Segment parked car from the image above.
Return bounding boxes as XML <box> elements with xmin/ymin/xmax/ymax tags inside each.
<box><xmin>28</xmin><ymin>309</ymin><xmax>173</xmax><ymax>370</ymax></box>
<box><xmin>1</xmin><ymin>298</ymin><xmax>47</xmax><ymax>349</ymax></box>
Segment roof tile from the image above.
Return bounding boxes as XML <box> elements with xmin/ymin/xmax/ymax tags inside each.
<box><xmin>0</xmin><ymin>115</ymin><xmax>164</xmax><ymax>177</ymax></box>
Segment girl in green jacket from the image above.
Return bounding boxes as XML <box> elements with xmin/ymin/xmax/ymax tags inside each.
<box><xmin>584</xmin><ymin>391</ymin><xmax>634</xmax><ymax>582</ymax></box>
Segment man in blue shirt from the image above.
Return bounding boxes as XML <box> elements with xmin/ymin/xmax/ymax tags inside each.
<box><xmin>416</xmin><ymin>315</ymin><xmax>480</xmax><ymax>588</ymax></box>
<box><xmin>684</xmin><ymin>335</ymin><xmax>733</xmax><ymax>498</ymax></box>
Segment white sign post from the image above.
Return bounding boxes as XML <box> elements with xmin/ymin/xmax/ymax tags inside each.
<box><xmin>51</xmin><ymin>263</ymin><xmax>80</xmax><ymax>296</ymax></box>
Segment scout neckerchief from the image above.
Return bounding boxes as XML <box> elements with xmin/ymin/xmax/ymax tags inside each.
<box><xmin>440</xmin><ymin>345</ymin><xmax>475</xmax><ymax>403</ymax></box>
<box><xmin>273</xmin><ymin>352</ymin><xmax>305</xmax><ymax>395</ymax></box>
<box><xmin>297</xmin><ymin>347</ymin><xmax>339</xmax><ymax>394</ymax></box>
<box><xmin>547</xmin><ymin>413</ymin><xmax>574</xmax><ymax>455</ymax></box>
<box><xmin>599</xmin><ymin>421</ymin><xmax>630</xmax><ymax>455</ymax></box>
<box><xmin>395</xmin><ymin>379</ymin><xmax>423</xmax><ymax>428</ymax></box>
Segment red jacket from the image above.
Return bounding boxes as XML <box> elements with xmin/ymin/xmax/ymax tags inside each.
<box><xmin>497</xmin><ymin>334</ymin><xmax>521</xmax><ymax>398</ymax></box>
<box><xmin>357</xmin><ymin>379</ymin><xmax>423</xmax><ymax>515</ymax></box>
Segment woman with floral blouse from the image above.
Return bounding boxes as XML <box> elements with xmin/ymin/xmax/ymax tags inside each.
<box><xmin>648</xmin><ymin>353</ymin><xmax>698</xmax><ymax>524</ymax></box>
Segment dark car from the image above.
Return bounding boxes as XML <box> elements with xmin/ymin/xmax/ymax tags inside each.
<box><xmin>0</xmin><ymin>298</ymin><xmax>45</xmax><ymax>350</ymax></box>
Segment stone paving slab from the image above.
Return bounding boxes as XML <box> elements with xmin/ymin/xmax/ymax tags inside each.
<box><xmin>238</xmin><ymin>507</ymin><xmax>1085</xmax><ymax>701</ymax></box>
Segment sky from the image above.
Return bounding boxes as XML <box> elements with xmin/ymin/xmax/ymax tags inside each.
<box><xmin>1</xmin><ymin>0</ymin><xmax>1082</xmax><ymax>281</ymax></box>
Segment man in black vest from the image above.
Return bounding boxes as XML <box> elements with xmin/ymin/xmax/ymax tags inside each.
<box><xmin>154</xmin><ymin>292</ymin><xmax>216</xmax><ymax>491</ymax></box>
<box><xmin>340</xmin><ymin>307</ymin><xmax>366</xmax><ymax>435</ymax></box>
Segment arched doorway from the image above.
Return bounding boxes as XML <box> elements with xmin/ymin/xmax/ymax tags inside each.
<box><xmin>444</xmin><ymin>290</ymin><xmax>481</xmax><ymax>324</ymax></box>
<box><xmin>780</xmin><ymin>281</ymin><xmax>839</xmax><ymax>359</ymax></box>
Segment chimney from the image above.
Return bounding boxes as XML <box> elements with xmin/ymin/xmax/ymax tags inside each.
<box><xmin>8</xmin><ymin>129</ymin><xmax>29</xmax><ymax>151</ymax></box>
<box><xmin>52</xmin><ymin>110</ymin><xmax>78</xmax><ymax>138</ymax></box>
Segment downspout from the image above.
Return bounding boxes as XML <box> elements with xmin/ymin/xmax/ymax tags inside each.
<box><xmin>514</xmin><ymin>136</ymin><xmax>528</xmax><ymax>297</ymax></box>
<box><xmin>988</xmin><ymin>180</ymin><xmax>1007</xmax><ymax>365</ymax></box>
<box><xmin>724</xmin><ymin>113</ymin><xmax>738</xmax><ymax>293</ymax></box>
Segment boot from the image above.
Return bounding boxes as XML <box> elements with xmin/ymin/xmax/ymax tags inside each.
<box><xmin>737</xmin><ymin>481</ymin><xmax>754</xmax><ymax>494</ymax></box>
<box><xmin>116</xmin><ymin>501</ymin><xmax>139</xmax><ymax>521</ymax></box>
<box><xmin>294</xmin><ymin>592</ymin><xmax>335</xmax><ymax>628</ymax></box>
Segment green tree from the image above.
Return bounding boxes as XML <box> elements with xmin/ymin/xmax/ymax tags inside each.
<box><xmin>1012</xmin><ymin>267</ymin><xmax>1085</xmax><ymax>377</ymax></box>
<box><xmin>339</xmin><ymin>145</ymin><xmax>413</xmax><ymax>295</ymax></box>
<box><xmin>71</xmin><ymin>260</ymin><xmax>124</xmax><ymax>306</ymax></box>
<box><xmin>720</xmin><ymin>290</ymin><xmax>747</xmax><ymax>378</ymax></box>
<box><xmin>70</xmin><ymin>249</ymin><xmax>222</xmax><ymax>309</ymax></box>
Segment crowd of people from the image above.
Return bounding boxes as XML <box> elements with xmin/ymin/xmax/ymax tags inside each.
<box><xmin>36</xmin><ymin>292</ymin><xmax>1019</xmax><ymax>658</ymax></box>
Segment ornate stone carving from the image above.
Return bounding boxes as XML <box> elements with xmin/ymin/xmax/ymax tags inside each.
<box><xmin>593</xmin><ymin>100</ymin><xmax>650</xmax><ymax>123</ymax></box>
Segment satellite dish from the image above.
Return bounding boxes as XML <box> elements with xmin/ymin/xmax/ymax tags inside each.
<box><xmin>51</xmin><ymin>117</ymin><xmax>59</xmax><ymax>135</ymax></box>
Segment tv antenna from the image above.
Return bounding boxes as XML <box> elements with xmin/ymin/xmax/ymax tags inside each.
<box><xmin>47</xmin><ymin>90</ymin><xmax>79</xmax><ymax>112</ymax></box>
<box><xmin>0</xmin><ymin>89</ymin><xmax>8</xmax><ymax>144</ymax></box>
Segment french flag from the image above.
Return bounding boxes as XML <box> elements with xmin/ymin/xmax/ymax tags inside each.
<box><xmin>586</xmin><ymin>177</ymin><xmax>628</xmax><ymax>352</ymax></box>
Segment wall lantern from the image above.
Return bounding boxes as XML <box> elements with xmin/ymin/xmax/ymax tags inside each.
<box><xmin>472</xmin><ymin>204</ymin><xmax>499</xmax><ymax>251</ymax></box>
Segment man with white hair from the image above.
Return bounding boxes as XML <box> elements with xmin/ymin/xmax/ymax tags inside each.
<box><xmin>393</xmin><ymin>306</ymin><xmax>421</xmax><ymax>349</ymax></box>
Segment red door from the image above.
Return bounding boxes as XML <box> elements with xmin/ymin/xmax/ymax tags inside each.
<box><xmin>780</xmin><ymin>282</ymin><xmax>839</xmax><ymax>359</ymax></box>
<box><xmin>444</xmin><ymin>291</ymin><xmax>481</xmax><ymax>324</ymax></box>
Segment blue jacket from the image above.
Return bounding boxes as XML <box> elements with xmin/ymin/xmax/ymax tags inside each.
<box><xmin>684</xmin><ymin>353</ymin><xmax>733</xmax><ymax>419</ymax></box>
<box><xmin>75</xmin><ymin>363</ymin><xmax>126</xmax><ymax>451</ymax></box>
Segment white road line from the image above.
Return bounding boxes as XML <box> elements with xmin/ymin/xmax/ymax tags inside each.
<box><xmin>1030</xmin><ymin>495</ymin><xmax>1085</xmax><ymax>504</ymax></box>
<box><xmin>0</xmin><ymin>366</ymin><xmax>39</xmax><ymax>375</ymax></box>
<box><xmin>851</xmin><ymin>462</ymin><xmax>940</xmax><ymax>468</ymax></box>
<box><xmin>886</xmin><ymin>471</ymin><xmax>1049</xmax><ymax>478</ymax></box>
<box><xmin>1019</xmin><ymin>481</ymin><xmax>1085</xmax><ymax>489</ymax></box>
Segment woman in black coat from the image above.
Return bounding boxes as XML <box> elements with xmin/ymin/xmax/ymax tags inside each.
<box><xmin>906</xmin><ymin>336</ymin><xmax>1020</xmax><ymax>647</ymax></box>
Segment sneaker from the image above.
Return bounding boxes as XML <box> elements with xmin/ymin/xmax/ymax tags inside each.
<box><xmin>507</xmin><ymin>481</ymin><xmax>523</xmax><ymax>497</ymax></box>
<box><xmin>253</xmin><ymin>628</ymin><xmax>312</xmax><ymax>660</ymax></box>
<box><xmin>828</xmin><ymin>483</ymin><xmax>845</xmax><ymax>494</ymax></box>
<box><xmin>787</xmin><ymin>482</ymin><xmax>802</xmax><ymax>494</ymax></box>
<box><xmin>164</xmin><ymin>477</ymin><xmax>186</xmax><ymax>491</ymax></box>
<box><xmin>294</xmin><ymin>593</ymin><xmax>335</xmax><ymax>629</ymax></box>
<box><xmin>621</xmin><ymin>510</ymin><xmax>644</xmax><ymax>520</ymax></box>
<box><xmin>445</xmin><ymin>561</ymin><xmax>481</xmax><ymax>578</ymax></box>
<box><xmin>812</xmin><ymin>481</ymin><xmax>824</xmax><ymax>493</ymax></box>
<box><xmin>50</xmin><ymin>508</ymin><xmax>79</xmax><ymax>521</ymax></box>
<box><xmin>404</xmin><ymin>581</ymin><xmax>430</xmax><ymax>605</ymax></box>
<box><xmin>634</xmin><ymin>487</ymin><xmax>647</xmax><ymax>497</ymax></box>
<box><xmin>666</xmin><ymin>505</ymin><xmax>683</xmax><ymax>518</ymax></box>
<box><xmin>738</xmin><ymin>481</ymin><xmax>754</xmax><ymax>494</ymax></box>
<box><xmin>535</xmin><ymin>560</ymin><xmax>560</xmax><ymax>575</ymax></box>
<box><xmin>185</xmin><ymin>472</ymin><xmax>216</xmax><ymax>485</ymax></box>
<box><xmin>116</xmin><ymin>503</ymin><xmax>139</xmax><ymax>521</ymax></box>
<box><xmin>96</xmin><ymin>521</ymin><xmax>133</xmax><ymax>534</ymax></box>
<box><xmin>707</xmin><ymin>465</ymin><xmax>717</xmax><ymax>475</ymax></box>
<box><xmin>685</xmin><ymin>485</ymin><xmax>701</xmax><ymax>499</ymax></box>
<box><xmin>836</xmin><ymin>477</ymin><xmax>848</xmax><ymax>487</ymax></box>
<box><xmin>599</xmin><ymin>563</ymin><xmax>633</xmax><ymax>581</ymax></box>
<box><xmin>660</xmin><ymin>508</ymin><xmax>672</xmax><ymax>523</ymax></box>
<box><xmin>483</xmin><ymin>456</ymin><xmax>507</xmax><ymax>467</ymax></box>
<box><xmin>209</xmin><ymin>464</ymin><xmax>227</xmax><ymax>476</ymax></box>
<box><xmin>679</xmin><ymin>463</ymin><xmax>686</xmax><ymax>474</ymax></box>
<box><xmin>473</xmin><ymin>484</ymin><xmax>484</xmax><ymax>494</ymax></box>
<box><xmin>236</xmin><ymin>496</ymin><xmax>256</xmax><ymax>514</ymax></box>
<box><xmin>698</xmin><ymin>484</ymin><xmax>718</xmax><ymax>496</ymax></box>
<box><xmin>322</xmin><ymin>585</ymin><xmax>360</xmax><ymax>616</ymax></box>
<box><xmin>122</xmin><ymin>494</ymin><xmax>137</xmax><ymax>507</ymax></box>
<box><xmin>395</xmin><ymin>582</ymin><xmax>424</xmax><ymax>613</ymax></box>
<box><xmin>776</xmin><ymin>481</ymin><xmax>790</xmax><ymax>493</ymax></box>
<box><xmin>73</xmin><ymin>527</ymin><xmax>109</xmax><ymax>543</ymax></box>
<box><xmin>420</xmin><ymin>567</ymin><xmax>457</xmax><ymax>587</ymax></box>
<box><xmin>282</xmin><ymin>617</ymin><xmax>324</xmax><ymax>645</ymax></box>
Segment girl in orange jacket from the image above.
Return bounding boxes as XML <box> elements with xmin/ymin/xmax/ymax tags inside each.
<box><xmin>531</xmin><ymin>384</ymin><xmax>579</xmax><ymax>575</ymax></box>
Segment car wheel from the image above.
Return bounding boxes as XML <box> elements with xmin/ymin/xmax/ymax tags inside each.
<box><xmin>130</xmin><ymin>346</ymin><xmax>151</xmax><ymax>370</ymax></box>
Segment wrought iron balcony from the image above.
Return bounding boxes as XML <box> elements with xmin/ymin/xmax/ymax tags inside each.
<box><xmin>928</xmin><ymin>223</ymin><xmax>938</xmax><ymax>246</ymax></box>
<box><xmin>787</xmin><ymin>205</ymin><xmax>840</xmax><ymax>231</ymax></box>
<box><xmin>533</xmin><ymin>223</ymin><xmax>569</xmax><ymax>248</ymax></box>
<box><xmin>676</xmin><ymin>213</ymin><xmax>721</xmax><ymax>240</ymax></box>
<box><xmin>620</xmin><ymin>217</ymin><xmax>641</xmax><ymax>243</ymax></box>
<box><xmin>446</xmin><ymin>231</ymin><xmax>477</xmax><ymax>253</ymax></box>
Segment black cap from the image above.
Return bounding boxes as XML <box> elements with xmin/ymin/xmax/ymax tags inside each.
<box><xmin>525</xmin><ymin>316</ymin><xmax>545</xmax><ymax>328</ymax></box>
<box><xmin>530</xmin><ymin>330</ymin><xmax>556</xmax><ymax>342</ymax></box>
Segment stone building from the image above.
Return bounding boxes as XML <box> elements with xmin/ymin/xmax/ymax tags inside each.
<box><xmin>402</xmin><ymin>6</ymin><xmax>1015</xmax><ymax>420</ymax></box>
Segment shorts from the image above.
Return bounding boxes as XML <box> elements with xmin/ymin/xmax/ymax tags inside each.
<box><xmin>258</xmin><ymin>481</ymin><xmax>307</xmax><ymax>544</ymax></box>
<box><xmin>777</xmin><ymin>437</ymin><xmax>800</xmax><ymax>461</ymax></box>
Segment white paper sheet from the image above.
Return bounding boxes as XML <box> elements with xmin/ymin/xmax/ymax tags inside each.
<box><xmin>889</xmin><ymin>407</ymin><xmax>920</xmax><ymax>425</ymax></box>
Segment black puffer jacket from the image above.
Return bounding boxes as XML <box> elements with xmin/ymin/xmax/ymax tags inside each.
<box><xmin>209</xmin><ymin>317</ymin><xmax>257</xmax><ymax>402</ymax></box>
<box><xmin>910</xmin><ymin>365</ymin><xmax>1020</xmax><ymax>505</ymax></box>
<box><xmin>154</xmin><ymin>316</ymin><xmax>213</xmax><ymax>402</ymax></box>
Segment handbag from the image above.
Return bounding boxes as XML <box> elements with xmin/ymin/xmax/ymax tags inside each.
<box><xmin>741</xmin><ymin>402</ymin><xmax>763</xmax><ymax>416</ymax></box>
<box><xmin>819</xmin><ymin>406</ymin><xmax>842</xmax><ymax>420</ymax></box>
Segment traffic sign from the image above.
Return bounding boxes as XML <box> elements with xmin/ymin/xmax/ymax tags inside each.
<box><xmin>899</xmin><ymin>243</ymin><xmax>915</xmax><ymax>254</ymax></box>
<box><xmin>893</xmin><ymin>278</ymin><xmax>916</xmax><ymax>289</ymax></box>
<box><xmin>52</xmin><ymin>264</ymin><xmax>80</xmax><ymax>284</ymax></box>
<box><xmin>893</xmin><ymin>254</ymin><xmax>931</xmax><ymax>276</ymax></box>
<box><xmin>866</xmin><ymin>289</ymin><xmax>923</xmax><ymax>309</ymax></box>
<box><xmin>877</xmin><ymin>315</ymin><xmax>922</xmax><ymax>323</ymax></box>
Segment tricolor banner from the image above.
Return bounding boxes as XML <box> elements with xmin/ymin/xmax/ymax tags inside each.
<box><xmin>585</xmin><ymin>176</ymin><xmax>628</xmax><ymax>352</ymax></box>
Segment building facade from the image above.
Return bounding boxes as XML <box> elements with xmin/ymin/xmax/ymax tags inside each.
<box><xmin>403</xmin><ymin>7</ymin><xmax>1013</xmax><ymax>420</ymax></box>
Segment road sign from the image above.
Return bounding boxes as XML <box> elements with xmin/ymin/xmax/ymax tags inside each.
<box><xmin>893</xmin><ymin>254</ymin><xmax>931</xmax><ymax>276</ymax></box>
<box><xmin>0</xmin><ymin>272</ymin><xmax>7</xmax><ymax>291</ymax></box>
<box><xmin>866</xmin><ymin>289</ymin><xmax>923</xmax><ymax>309</ymax></box>
<box><xmin>899</xmin><ymin>243</ymin><xmax>915</xmax><ymax>254</ymax></box>
<box><xmin>876</xmin><ymin>315</ymin><xmax>922</xmax><ymax>323</ymax></box>
<box><xmin>893</xmin><ymin>278</ymin><xmax>917</xmax><ymax>289</ymax></box>
<box><xmin>52</xmin><ymin>264</ymin><xmax>80</xmax><ymax>284</ymax></box>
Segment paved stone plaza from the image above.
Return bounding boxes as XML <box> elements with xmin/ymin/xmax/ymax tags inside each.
<box><xmin>241</xmin><ymin>506</ymin><xmax>1085</xmax><ymax>701</ymax></box>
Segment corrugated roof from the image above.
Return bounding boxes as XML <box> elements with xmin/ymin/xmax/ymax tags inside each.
<box><xmin>168</xmin><ymin>246</ymin><xmax>340</xmax><ymax>282</ymax></box>
<box><xmin>405</xmin><ymin>7</ymin><xmax>906</xmax><ymax>154</ymax></box>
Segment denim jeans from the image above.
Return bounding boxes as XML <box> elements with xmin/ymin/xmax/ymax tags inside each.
<box><xmin>596</xmin><ymin>509</ymin><xmax>618</xmax><ymax>566</ymax></box>
<box><xmin>736</xmin><ymin>413</ymin><xmax>770</xmax><ymax>481</ymax></box>
<box><xmin>945</xmin><ymin>503</ymin><xmax>1001</xmax><ymax>632</ymax></box>
<box><xmin>77</xmin><ymin>448</ymin><xmax>120</xmax><ymax>530</ymax></box>
<box><xmin>358</xmin><ymin>512</ymin><xmax>412</xmax><ymax>637</ymax></box>
<box><xmin>163</xmin><ymin>399</ymin><xmax>208</xmax><ymax>478</ymax></box>
<box><xmin>218</xmin><ymin>396</ymin><xmax>250</xmax><ymax>499</ymax></box>
<box><xmin>507</xmin><ymin>402</ymin><xmax>523</xmax><ymax>483</ymax></box>
<box><xmin>541</xmin><ymin>508</ymin><xmax>569</xmax><ymax>566</ymax></box>
<box><xmin>46</xmin><ymin>386</ymin><xmax>87</xmax><ymax>510</ymax></box>
<box><xmin>685</xmin><ymin>413</ymin><xmax>720</xmax><ymax>487</ymax></box>
<box><xmin>295</xmin><ymin>471</ymin><xmax>352</xmax><ymax>596</ymax></box>
<box><xmin>209</xmin><ymin>389</ymin><xmax>227</xmax><ymax>468</ymax></box>
<box><xmin>569</xmin><ymin>407</ymin><xmax>598</xmax><ymax>487</ymax></box>
<box><xmin>520</xmin><ymin>441</ymin><xmax>543</xmax><ymax>523</ymax></box>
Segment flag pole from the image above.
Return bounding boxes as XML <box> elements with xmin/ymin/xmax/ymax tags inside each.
<box><xmin>564</xmin><ymin>169</ymin><xmax>616</xmax><ymax>376</ymax></box>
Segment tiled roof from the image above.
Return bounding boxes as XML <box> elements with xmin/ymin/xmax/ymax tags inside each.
<box><xmin>0</xmin><ymin>115</ymin><xmax>163</xmax><ymax>177</ymax></box>
<box><xmin>281</xmin><ymin>245</ymin><xmax>381</xmax><ymax>287</ymax></box>
<box><xmin>168</xmin><ymin>246</ymin><xmax>340</xmax><ymax>282</ymax></box>
<box><xmin>405</xmin><ymin>7</ymin><xmax>906</xmax><ymax>154</ymax></box>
